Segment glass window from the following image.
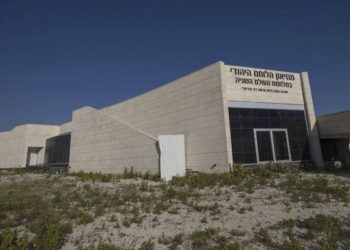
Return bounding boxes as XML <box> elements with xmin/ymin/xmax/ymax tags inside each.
<box><xmin>229</xmin><ymin>107</ymin><xmax>310</xmax><ymax>164</ymax></box>
<box><xmin>45</xmin><ymin>133</ymin><xmax>71</xmax><ymax>165</ymax></box>
<box><xmin>256</xmin><ymin>131</ymin><xmax>274</xmax><ymax>162</ymax></box>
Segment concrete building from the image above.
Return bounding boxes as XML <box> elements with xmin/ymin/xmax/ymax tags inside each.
<box><xmin>317</xmin><ymin>111</ymin><xmax>350</xmax><ymax>168</ymax></box>
<box><xmin>0</xmin><ymin>61</ymin><xmax>326</xmax><ymax>178</ymax></box>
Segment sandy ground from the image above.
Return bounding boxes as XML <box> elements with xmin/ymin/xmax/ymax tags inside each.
<box><xmin>1</xmin><ymin>171</ymin><xmax>350</xmax><ymax>249</ymax></box>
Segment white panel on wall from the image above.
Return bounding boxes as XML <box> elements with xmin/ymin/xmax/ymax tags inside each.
<box><xmin>29</xmin><ymin>151</ymin><xmax>38</xmax><ymax>166</ymax></box>
<box><xmin>158</xmin><ymin>135</ymin><xmax>186</xmax><ymax>181</ymax></box>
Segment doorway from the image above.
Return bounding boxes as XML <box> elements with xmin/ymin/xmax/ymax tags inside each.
<box><xmin>254</xmin><ymin>129</ymin><xmax>291</xmax><ymax>163</ymax></box>
<box><xmin>26</xmin><ymin>147</ymin><xmax>41</xmax><ymax>167</ymax></box>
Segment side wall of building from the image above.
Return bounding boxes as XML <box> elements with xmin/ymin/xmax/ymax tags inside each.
<box><xmin>69</xmin><ymin>62</ymin><xmax>230</xmax><ymax>173</ymax></box>
<box><xmin>0</xmin><ymin>126</ymin><xmax>27</xmax><ymax>168</ymax></box>
<box><xmin>0</xmin><ymin>125</ymin><xmax>59</xmax><ymax>168</ymax></box>
<box><xmin>24</xmin><ymin>125</ymin><xmax>60</xmax><ymax>165</ymax></box>
<box><xmin>318</xmin><ymin>111</ymin><xmax>350</xmax><ymax>139</ymax></box>
<box><xmin>59</xmin><ymin>122</ymin><xmax>72</xmax><ymax>135</ymax></box>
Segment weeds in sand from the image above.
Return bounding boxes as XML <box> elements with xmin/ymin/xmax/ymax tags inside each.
<box><xmin>191</xmin><ymin>202</ymin><xmax>220</xmax><ymax>215</ymax></box>
<box><xmin>268</xmin><ymin>214</ymin><xmax>350</xmax><ymax>249</ymax></box>
<box><xmin>279</xmin><ymin>174</ymin><xmax>349</xmax><ymax>203</ymax></box>
<box><xmin>30</xmin><ymin>215</ymin><xmax>72</xmax><ymax>250</ymax></box>
<box><xmin>191</xmin><ymin>227</ymin><xmax>241</xmax><ymax>250</ymax></box>
<box><xmin>0</xmin><ymin>228</ymin><xmax>30</xmax><ymax>250</ymax></box>
<box><xmin>0</xmin><ymin>163</ymin><xmax>348</xmax><ymax>249</ymax></box>
<box><xmin>80</xmin><ymin>242</ymin><xmax>123</xmax><ymax>250</ymax></box>
<box><xmin>169</xmin><ymin>233</ymin><xmax>183</xmax><ymax>249</ymax></box>
<box><xmin>158</xmin><ymin>233</ymin><xmax>171</xmax><ymax>245</ymax></box>
<box><xmin>121</xmin><ymin>209</ymin><xmax>143</xmax><ymax>228</ymax></box>
<box><xmin>190</xmin><ymin>228</ymin><xmax>219</xmax><ymax>249</ymax></box>
<box><xmin>275</xmin><ymin>218</ymin><xmax>296</xmax><ymax>229</ymax></box>
<box><xmin>71</xmin><ymin>167</ymin><xmax>159</xmax><ymax>183</ymax></box>
<box><xmin>200</xmin><ymin>217</ymin><xmax>208</xmax><ymax>223</ymax></box>
<box><xmin>255</xmin><ymin>228</ymin><xmax>274</xmax><ymax>246</ymax></box>
<box><xmin>168</xmin><ymin>207</ymin><xmax>179</xmax><ymax>214</ymax></box>
<box><xmin>153</xmin><ymin>201</ymin><xmax>171</xmax><ymax>215</ymax></box>
<box><xmin>230</xmin><ymin>229</ymin><xmax>246</xmax><ymax>237</ymax></box>
<box><xmin>139</xmin><ymin>239</ymin><xmax>155</xmax><ymax>250</ymax></box>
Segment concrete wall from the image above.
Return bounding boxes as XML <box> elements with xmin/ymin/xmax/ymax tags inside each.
<box><xmin>0</xmin><ymin>126</ymin><xmax>27</xmax><ymax>168</ymax></box>
<box><xmin>318</xmin><ymin>111</ymin><xmax>350</xmax><ymax>168</ymax></box>
<box><xmin>222</xmin><ymin>65</ymin><xmax>304</xmax><ymax>105</ymax></box>
<box><xmin>335</xmin><ymin>139</ymin><xmax>350</xmax><ymax>167</ymax></box>
<box><xmin>221</xmin><ymin>64</ymin><xmax>324</xmax><ymax>168</ymax></box>
<box><xmin>70</xmin><ymin>62</ymin><xmax>230</xmax><ymax>173</ymax></box>
<box><xmin>300</xmin><ymin>72</ymin><xmax>324</xmax><ymax>169</ymax></box>
<box><xmin>59</xmin><ymin>122</ymin><xmax>72</xmax><ymax>134</ymax></box>
<box><xmin>318</xmin><ymin>111</ymin><xmax>350</xmax><ymax>139</ymax></box>
<box><xmin>0</xmin><ymin>125</ymin><xmax>59</xmax><ymax>168</ymax></box>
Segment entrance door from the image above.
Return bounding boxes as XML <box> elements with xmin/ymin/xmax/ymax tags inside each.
<box><xmin>254</xmin><ymin>129</ymin><xmax>291</xmax><ymax>163</ymax></box>
<box><xmin>26</xmin><ymin>148</ymin><xmax>39</xmax><ymax>166</ymax></box>
<box><xmin>29</xmin><ymin>152</ymin><xmax>38</xmax><ymax>166</ymax></box>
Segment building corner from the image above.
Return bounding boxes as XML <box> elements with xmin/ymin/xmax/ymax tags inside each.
<box><xmin>218</xmin><ymin>61</ymin><xmax>233</xmax><ymax>171</ymax></box>
<box><xmin>300</xmin><ymin>72</ymin><xmax>324</xmax><ymax>169</ymax></box>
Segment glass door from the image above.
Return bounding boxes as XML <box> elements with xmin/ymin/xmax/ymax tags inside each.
<box><xmin>254</xmin><ymin>129</ymin><xmax>291</xmax><ymax>163</ymax></box>
<box><xmin>255</xmin><ymin>130</ymin><xmax>274</xmax><ymax>162</ymax></box>
<box><xmin>272</xmin><ymin>130</ymin><xmax>291</xmax><ymax>161</ymax></box>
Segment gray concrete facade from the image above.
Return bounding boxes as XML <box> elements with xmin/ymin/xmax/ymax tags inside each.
<box><xmin>317</xmin><ymin>110</ymin><xmax>350</xmax><ymax>167</ymax></box>
<box><xmin>300</xmin><ymin>72</ymin><xmax>324</xmax><ymax>169</ymax></box>
<box><xmin>0</xmin><ymin>61</ymin><xmax>326</xmax><ymax>172</ymax></box>
<box><xmin>318</xmin><ymin>111</ymin><xmax>350</xmax><ymax>139</ymax></box>
<box><xmin>0</xmin><ymin>125</ymin><xmax>59</xmax><ymax>168</ymax></box>
<box><xmin>70</xmin><ymin>62</ymin><xmax>229</xmax><ymax>173</ymax></box>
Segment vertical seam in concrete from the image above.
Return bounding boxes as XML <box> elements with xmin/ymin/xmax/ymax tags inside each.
<box><xmin>300</xmin><ymin>72</ymin><xmax>324</xmax><ymax>168</ymax></box>
<box><xmin>218</xmin><ymin>62</ymin><xmax>233</xmax><ymax>169</ymax></box>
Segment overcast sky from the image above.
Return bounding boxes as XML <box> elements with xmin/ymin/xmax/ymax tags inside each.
<box><xmin>0</xmin><ymin>0</ymin><xmax>349</xmax><ymax>131</ymax></box>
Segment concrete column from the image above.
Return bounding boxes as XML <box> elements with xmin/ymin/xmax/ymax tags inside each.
<box><xmin>218</xmin><ymin>61</ymin><xmax>233</xmax><ymax>170</ymax></box>
<box><xmin>300</xmin><ymin>72</ymin><xmax>324</xmax><ymax>169</ymax></box>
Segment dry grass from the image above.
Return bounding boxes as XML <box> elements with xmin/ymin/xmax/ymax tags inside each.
<box><xmin>0</xmin><ymin>164</ymin><xmax>350</xmax><ymax>249</ymax></box>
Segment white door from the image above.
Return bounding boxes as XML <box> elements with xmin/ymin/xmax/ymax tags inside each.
<box><xmin>158</xmin><ymin>135</ymin><xmax>186</xmax><ymax>181</ymax></box>
<box><xmin>28</xmin><ymin>151</ymin><xmax>38</xmax><ymax>166</ymax></box>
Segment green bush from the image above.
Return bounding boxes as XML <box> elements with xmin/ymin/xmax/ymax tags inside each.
<box><xmin>171</xmin><ymin>162</ymin><xmax>300</xmax><ymax>189</ymax></box>
<box><xmin>279</xmin><ymin>175</ymin><xmax>349</xmax><ymax>203</ymax></box>
<box><xmin>71</xmin><ymin>167</ymin><xmax>159</xmax><ymax>183</ymax></box>
<box><xmin>139</xmin><ymin>239</ymin><xmax>155</xmax><ymax>250</ymax></box>
<box><xmin>0</xmin><ymin>228</ymin><xmax>30</xmax><ymax>250</ymax></box>
<box><xmin>298</xmin><ymin>214</ymin><xmax>342</xmax><ymax>233</ymax></box>
<box><xmin>170</xmin><ymin>233</ymin><xmax>183</xmax><ymax>249</ymax></box>
<box><xmin>30</xmin><ymin>215</ymin><xmax>72</xmax><ymax>250</ymax></box>
<box><xmin>255</xmin><ymin>228</ymin><xmax>274</xmax><ymax>247</ymax></box>
<box><xmin>230</xmin><ymin>229</ymin><xmax>246</xmax><ymax>237</ymax></box>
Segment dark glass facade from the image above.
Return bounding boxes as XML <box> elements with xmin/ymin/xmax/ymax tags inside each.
<box><xmin>45</xmin><ymin>133</ymin><xmax>71</xmax><ymax>165</ymax></box>
<box><xmin>229</xmin><ymin>108</ymin><xmax>310</xmax><ymax>164</ymax></box>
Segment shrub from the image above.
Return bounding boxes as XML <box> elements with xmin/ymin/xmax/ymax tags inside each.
<box><xmin>68</xmin><ymin>208</ymin><xmax>94</xmax><ymax>224</ymax></box>
<box><xmin>230</xmin><ymin>229</ymin><xmax>246</xmax><ymax>237</ymax></box>
<box><xmin>96</xmin><ymin>243</ymin><xmax>123</xmax><ymax>250</ymax></box>
<box><xmin>279</xmin><ymin>175</ymin><xmax>349</xmax><ymax>203</ymax></box>
<box><xmin>0</xmin><ymin>228</ymin><xmax>30</xmax><ymax>250</ymax></box>
<box><xmin>298</xmin><ymin>214</ymin><xmax>342</xmax><ymax>234</ymax></box>
<box><xmin>31</xmin><ymin>215</ymin><xmax>72</xmax><ymax>250</ymax></box>
<box><xmin>170</xmin><ymin>233</ymin><xmax>183</xmax><ymax>248</ymax></box>
<box><xmin>190</xmin><ymin>228</ymin><xmax>218</xmax><ymax>249</ymax></box>
<box><xmin>139</xmin><ymin>239</ymin><xmax>155</xmax><ymax>250</ymax></box>
<box><xmin>255</xmin><ymin>228</ymin><xmax>274</xmax><ymax>246</ymax></box>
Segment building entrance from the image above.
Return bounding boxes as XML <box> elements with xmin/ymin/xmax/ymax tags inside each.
<box><xmin>254</xmin><ymin>129</ymin><xmax>291</xmax><ymax>163</ymax></box>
